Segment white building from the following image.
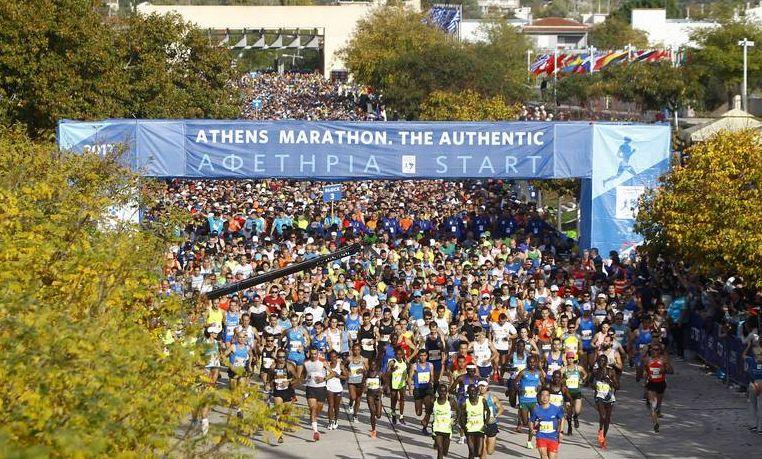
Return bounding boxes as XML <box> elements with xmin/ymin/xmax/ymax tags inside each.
<box><xmin>136</xmin><ymin>1</ymin><xmax>420</xmax><ymax>78</ymax></box>
<box><xmin>476</xmin><ymin>0</ymin><xmax>520</xmax><ymax>15</ymax></box>
<box><xmin>522</xmin><ymin>17</ymin><xmax>590</xmax><ymax>50</ymax></box>
<box><xmin>631</xmin><ymin>8</ymin><xmax>717</xmax><ymax>48</ymax></box>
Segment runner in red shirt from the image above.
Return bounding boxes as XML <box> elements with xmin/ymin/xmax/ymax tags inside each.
<box><xmin>644</xmin><ymin>344</ymin><xmax>672</xmax><ymax>432</ymax></box>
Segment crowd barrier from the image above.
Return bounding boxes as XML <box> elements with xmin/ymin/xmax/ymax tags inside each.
<box><xmin>688</xmin><ymin>313</ymin><xmax>749</xmax><ymax>386</ymax></box>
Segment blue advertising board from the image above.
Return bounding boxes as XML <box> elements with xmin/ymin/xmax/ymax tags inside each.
<box><xmin>57</xmin><ymin>120</ymin><xmax>671</xmax><ymax>255</ymax></box>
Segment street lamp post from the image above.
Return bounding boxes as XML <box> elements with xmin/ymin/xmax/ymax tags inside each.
<box><xmin>738</xmin><ymin>38</ymin><xmax>755</xmax><ymax>112</ymax></box>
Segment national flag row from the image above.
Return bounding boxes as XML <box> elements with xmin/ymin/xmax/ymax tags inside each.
<box><xmin>530</xmin><ymin>49</ymin><xmax>675</xmax><ymax>76</ymax></box>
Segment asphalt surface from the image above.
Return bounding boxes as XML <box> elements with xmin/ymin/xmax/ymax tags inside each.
<box><xmin>208</xmin><ymin>357</ymin><xmax>762</xmax><ymax>458</ymax></box>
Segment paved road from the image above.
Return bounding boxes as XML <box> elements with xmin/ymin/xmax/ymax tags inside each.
<box><xmin>220</xmin><ymin>357</ymin><xmax>762</xmax><ymax>458</ymax></box>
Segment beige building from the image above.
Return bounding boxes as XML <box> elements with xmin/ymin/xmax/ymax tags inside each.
<box><xmin>136</xmin><ymin>1</ymin><xmax>421</xmax><ymax>78</ymax></box>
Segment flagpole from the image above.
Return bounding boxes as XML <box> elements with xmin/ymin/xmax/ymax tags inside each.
<box><xmin>527</xmin><ymin>49</ymin><xmax>532</xmax><ymax>84</ymax></box>
<box><xmin>553</xmin><ymin>49</ymin><xmax>558</xmax><ymax>106</ymax></box>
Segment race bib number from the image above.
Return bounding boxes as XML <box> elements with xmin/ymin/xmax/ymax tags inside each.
<box><xmin>351</xmin><ymin>367</ymin><xmax>363</xmax><ymax>377</ymax></box>
<box><xmin>366</xmin><ymin>378</ymin><xmax>381</xmax><ymax>390</ymax></box>
<box><xmin>418</xmin><ymin>372</ymin><xmax>431</xmax><ymax>384</ymax></box>
<box><xmin>349</xmin><ymin>330</ymin><xmax>358</xmax><ymax>340</ymax></box>
<box><xmin>524</xmin><ymin>386</ymin><xmax>537</xmax><ymax>398</ymax></box>
<box><xmin>550</xmin><ymin>394</ymin><xmax>564</xmax><ymax>407</ymax></box>
<box><xmin>233</xmin><ymin>357</ymin><xmax>247</xmax><ymax>367</ymax></box>
<box><xmin>566</xmin><ymin>376</ymin><xmax>579</xmax><ymax>389</ymax></box>
<box><xmin>429</xmin><ymin>350</ymin><xmax>441</xmax><ymax>360</ymax></box>
<box><xmin>596</xmin><ymin>381</ymin><xmax>610</xmax><ymax>394</ymax></box>
<box><xmin>650</xmin><ymin>367</ymin><xmax>661</xmax><ymax>377</ymax></box>
<box><xmin>275</xmin><ymin>378</ymin><xmax>289</xmax><ymax>391</ymax></box>
<box><xmin>539</xmin><ymin>421</ymin><xmax>555</xmax><ymax>433</ymax></box>
<box><xmin>361</xmin><ymin>339</ymin><xmax>374</xmax><ymax>351</ymax></box>
<box><xmin>289</xmin><ymin>342</ymin><xmax>302</xmax><ymax>352</ymax></box>
<box><xmin>262</xmin><ymin>357</ymin><xmax>274</xmax><ymax>369</ymax></box>
<box><xmin>582</xmin><ymin>330</ymin><xmax>592</xmax><ymax>338</ymax></box>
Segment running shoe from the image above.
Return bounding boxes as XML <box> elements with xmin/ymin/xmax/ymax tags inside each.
<box><xmin>352</xmin><ymin>415</ymin><xmax>358</xmax><ymax>423</ymax></box>
<box><xmin>278</xmin><ymin>435</ymin><xmax>284</xmax><ymax>444</ymax></box>
<box><xmin>391</xmin><ymin>414</ymin><xmax>398</xmax><ymax>425</ymax></box>
<box><xmin>399</xmin><ymin>416</ymin><xmax>406</xmax><ymax>426</ymax></box>
<box><xmin>370</xmin><ymin>430</ymin><xmax>377</xmax><ymax>439</ymax></box>
<box><xmin>313</xmin><ymin>431</ymin><xmax>320</xmax><ymax>441</ymax></box>
<box><xmin>566</xmin><ymin>424</ymin><xmax>573</xmax><ymax>435</ymax></box>
<box><xmin>654</xmin><ymin>423</ymin><xmax>659</xmax><ymax>433</ymax></box>
<box><xmin>602</xmin><ymin>438</ymin><xmax>608</xmax><ymax>449</ymax></box>
<box><xmin>236</xmin><ymin>409</ymin><xmax>243</xmax><ymax>419</ymax></box>
<box><xmin>526</xmin><ymin>440</ymin><xmax>534</xmax><ymax>449</ymax></box>
<box><xmin>574</xmin><ymin>417</ymin><xmax>579</xmax><ymax>428</ymax></box>
<box><xmin>421</xmin><ymin>426</ymin><xmax>428</xmax><ymax>435</ymax></box>
<box><xmin>201</xmin><ymin>418</ymin><xmax>209</xmax><ymax>436</ymax></box>
<box><xmin>459</xmin><ymin>436</ymin><xmax>466</xmax><ymax>445</ymax></box>
<box><xmin>748</xmin><ymin>426</ymin><xmax>758</xmax><ymax>432</ymax></box>
<box><xmin>597</xmin><ymin>429</ymin><xmax>605</xmax><ymax>447</ymax></box>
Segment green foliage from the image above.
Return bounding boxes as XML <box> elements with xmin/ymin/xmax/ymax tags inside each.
<box><xmin>0</xmin><ymin>1</ymin><xmax>241</xmax><ymax>138</ymax></box>
<box><xmin>534</xmin><ymin>0</ymin><xmax>571</xmax><ymax>19</ymax></box>
<box><xmin>554</xmin><ymin>61</ymin><xmax>700</xmax><ymax>113</ymax></box>
<box><xmin>689</xmin><ymin>20</ymin><xmax>762</xmax><ymax>109</ymax></box>
<box><xmin>588</xmin><ymin>17</ymin><xmax>649</xmax><ymax>49</ymax></box>
<box><xmin>611</xmin><ymin>0</ymin><xmax>680</xmax><ymax>23</ymax></box>
<box><xmin>469</xmin><ymin>21</ymin><xmax>533</xmax><ymax>103</ymax></box>
<box><xmin>341</xmin><ymin>6</ymin><xmax>529</xmax><ymax>119</ymax></box>
<box><xmin>0</xmin><ymin>128</ymin><xmax>287</xmax><ymax>455</ymax></box>
<box><xmin>419</xmin><ymin>90</ymin><xmax>520</xmax><ymax>121</ymax></box>
<box><xmin>635</xmin><ymin>130</ymin><xmax>762</xmax><ymax>289</ymax></box>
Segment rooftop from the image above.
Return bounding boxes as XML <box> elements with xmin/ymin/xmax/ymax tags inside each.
<box><xmin>523</xmin><ymin>17</ymin><xmax>589</xmax><ymax>31</ymax></box>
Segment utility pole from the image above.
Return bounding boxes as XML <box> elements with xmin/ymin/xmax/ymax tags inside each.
<box><xmin>738</xmin><ymin>38</ymin><xmax>755</xmax><ymax>112</ymax></box>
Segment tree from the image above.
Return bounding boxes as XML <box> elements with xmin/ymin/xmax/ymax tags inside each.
<box><xmin>588</xmin><ymin>17</ymin><xmax>649</xmax><ymax>50</ymax></box>
<box><xmin>341</xmin><ymin>6</ymin><xmax>476</xmax><ymax>119</ymax></box>
<box><xmin>689</xmin><ymin>20</ymin><xmax>762</xmax><ymax>110</ymax></box>
<box><xmin>611</xmin><ymin>61</ymin><xmax>701</xmax><ymax>113</ymax></box>
<box><xmin>419</xmin><ymin>89</ymin><xmax>520</xmax><ymax>121</ymax></box>
<box><xmin>469</xmin><ymin>21</ymin><xmax>532</xmax><ymax>104</ymax></box>
<box><xmin>0</xmin><ymin>127</ymin><xmax>287</xmax><ymax>455</ymax></box>
<box><xmin>635</xmin><ymin>130</ymin><xmax>762</xmax><ymax>289</ymax></box>
<box><xmin>341</xmin><ymin>6</ymin><xmax>529</xmax><ymax>119</ymax></box>
<box><xmin>533</xmin><ymin>0</ymin><xmax>571</xmax><ymax>19</ymax></box>
<box><xmin>0</xmin><ymin>1</ymin><xmax>241</xmax><ymax>137</ymax></box>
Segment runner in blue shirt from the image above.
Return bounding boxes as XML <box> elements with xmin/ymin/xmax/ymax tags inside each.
<box><xmin>531</xmin><ymin>387</ymin><xmax>565</xmax><ymax>458</ymax></box>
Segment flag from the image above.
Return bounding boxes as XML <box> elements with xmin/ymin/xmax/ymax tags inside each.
<box><xmin>428</xmin><ymin>6</ymin><xmax>461</xmax><ymax>34</ymax></box>
<box><xmin>530</xmin><ymin>54</ymin><xmax>550</xmax><ymax>74</ymax></box>
<box><xmin>595</xmin><ymin>51</ymin><xmax>628</xmax><ymax>71</ymax></box>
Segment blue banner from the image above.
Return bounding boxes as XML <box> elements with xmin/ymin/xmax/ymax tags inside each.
<box><xmin>581</xmin><ymin>124</ymin><xmax>671</xmax><ymax>258</ymax></box>
<box><xmin>688</xmin><ymin>313</ymin><xmax>750</xmax><ymax>386</ymax></box>
<box><xmin>57</xmin><ymin>119</ymin><xmax>671</xmax><ymax>255</ymax></box>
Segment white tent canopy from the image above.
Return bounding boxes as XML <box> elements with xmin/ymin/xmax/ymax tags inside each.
<box><xmin>682</xmin><ymin>95</ymin><xmax>762</xmax><ymax>142</ymax></box>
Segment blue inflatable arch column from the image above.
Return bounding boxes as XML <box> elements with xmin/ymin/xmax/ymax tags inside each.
<box><xmin>58</xmin><ymin>120</ymin><xmax>671</xmax><ymax>256</ymax></box>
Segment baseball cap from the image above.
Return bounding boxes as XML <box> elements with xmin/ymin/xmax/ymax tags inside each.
<box><xmin>466</xmin><ymin>364</ymin><xmax>477</xmax><ymax>370</ymax></box>
<box><xmin>207</xmin><ymin>324</ymin><xmax>222</xmax><ymax>334</ymax></box>
<box><xmin>597</xmin><ymin>293</ymin><xmax>607</xmax><ymax>299</ymax></box>
<box><xmin>564</xmin><ymin>299</ymin><xmax>574</xmax><ymax>306</ymax></box>
<box><xmin>550</xmin><ymin>285</ymin><xmax>559</xmax><ymax>292</ymax></box>
<box><xmin>582</xmin><ymin>303</ymin><xmax>592</xmax><ymax>312</ymax></box>
<box><xmin>477</xmin><ymin>380</ymin><xmax>489</xmax><ymax>387</ymax></box>
<box><xmin>481</xmin><ymin>293</ymin><xmax>490</xmax><ymax>299</ymax></box>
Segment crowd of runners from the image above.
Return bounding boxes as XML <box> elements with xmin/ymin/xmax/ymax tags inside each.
<box><xmin>149</xmin><ymin>73</ymin><xmax>762</xmax><ymax>457</ymax></box>
<box><xmin>153</xmin><ymin>175</ymin><xmax>697</xmax><ymax>458</ymax></box>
